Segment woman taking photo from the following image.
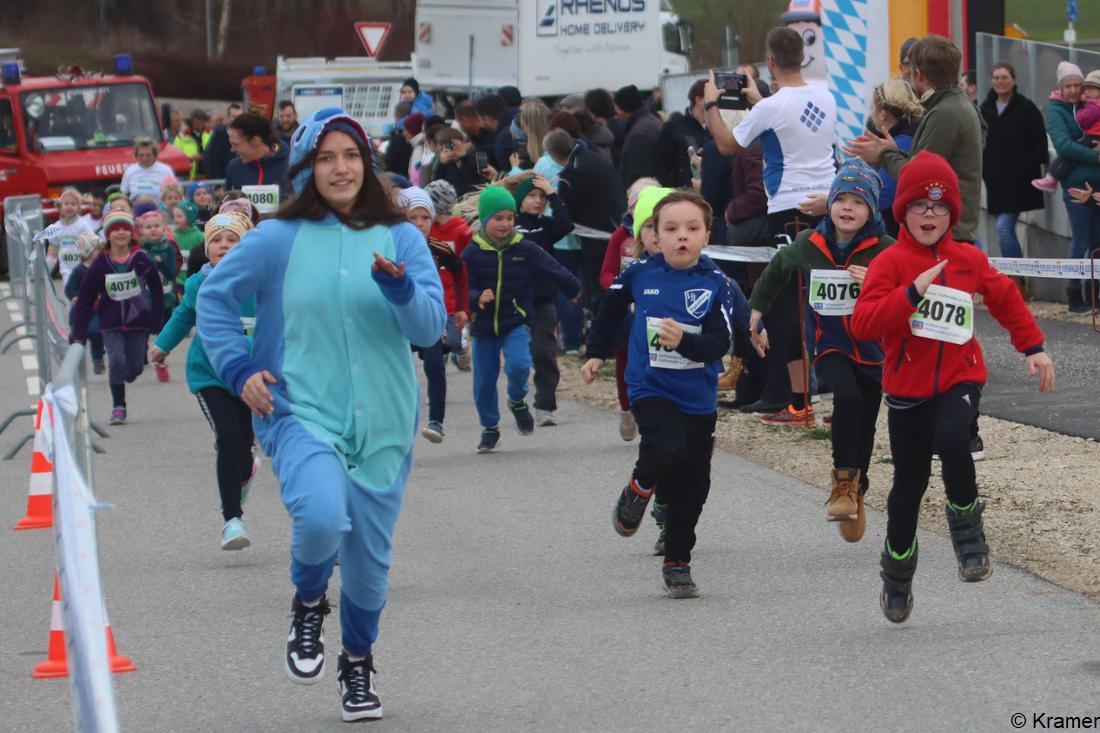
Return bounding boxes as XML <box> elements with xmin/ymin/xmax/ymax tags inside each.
<box><xmin>198</xmin><ymin>108</ymin><xmax>446</xmax><ymax>722</ymax></box>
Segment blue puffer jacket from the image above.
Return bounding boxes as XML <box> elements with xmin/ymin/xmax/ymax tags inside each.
<box><xmin>460</xmin><ymin>230</ymin><xmax>580</xmax><ymax>337</ymax></box>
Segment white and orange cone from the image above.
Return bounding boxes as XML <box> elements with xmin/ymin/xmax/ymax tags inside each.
<box><xmin>33</xmin><ymin>573</ymin><xmax>136</xmax><ymax>679</ymax></box>
<box><xmin>14</xmin><ymin>400</ymin><xmax>53</xmax><ymax>531</ymax></box>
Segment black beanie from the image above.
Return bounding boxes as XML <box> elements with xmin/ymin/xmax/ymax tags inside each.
<box><xmin>613</xmin><ymin>85</ymin><xmax>644</xmax><ymax>114</ymax></box>
<box><xmin>498</xmin><ymin>85</ymin><xmax>522</xmax><ymax>108</ymax></box>
<box><xmin>403</xmin><ymin>77</ymin><xmax>420</xmax><ymax>94</ymax></box>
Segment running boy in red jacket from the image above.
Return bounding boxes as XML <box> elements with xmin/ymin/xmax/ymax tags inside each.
<box><xmin>851</xmin><ymin>151</ymin><xmax>1055</xmax><ymax>624</ymax></box>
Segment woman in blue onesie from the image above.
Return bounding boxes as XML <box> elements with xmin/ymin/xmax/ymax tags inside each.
<box><xmin>197</xmin><ymin>108</ymin><xmax>446</xmax><ymax>722</ymax></box>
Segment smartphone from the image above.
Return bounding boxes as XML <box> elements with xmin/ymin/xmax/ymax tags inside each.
<box><xmin>475</xmin><ymin>151</ymin><xmax>489</xmax><ymax>171</ymax></box>
<box><xmin>714</xmin><ymin>72</ymin><xmax>748</xmax><ymax>92</ymax></box>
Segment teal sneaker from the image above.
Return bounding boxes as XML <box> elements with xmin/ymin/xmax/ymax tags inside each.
<box><xmin>221</xmin><ymin>517</ymin><xmax>251</xmax><ymax>551</ymax></box>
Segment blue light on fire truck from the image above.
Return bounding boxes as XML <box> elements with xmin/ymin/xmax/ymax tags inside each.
<box><xmin>2</xmin><ymin>62</ymin><xmax>20</xmax><ymax>86</ymax></box>
<box><xmin>114</xmin><ymin>53</ymin><xmax>134</xmax><ymax>75</ymax></box>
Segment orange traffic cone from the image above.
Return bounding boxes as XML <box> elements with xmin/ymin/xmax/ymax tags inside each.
<box><xmin>14</xmin><ymin>400</ymin><xmax>53</xmax><ymax>530</ymax></box>
<box><xmin>33</xmin><ymin>573</ymin><xmax>136</xmax><ymax>679</ymax></box>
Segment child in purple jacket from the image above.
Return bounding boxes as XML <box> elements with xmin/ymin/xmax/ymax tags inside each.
<box><xmin>70</xmin><ymin>210</ymin><xmax>164</xmax><ymax>425</ymax></box>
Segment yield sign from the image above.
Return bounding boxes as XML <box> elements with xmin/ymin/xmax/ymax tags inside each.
<box><xmin>355</xmin><ymin>22</ymin><xmax>392</xmax><ymax>58</ymax></box>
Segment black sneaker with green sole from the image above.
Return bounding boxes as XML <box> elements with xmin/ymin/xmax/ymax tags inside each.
<box><xmin>508</xmin><ymin>399</ymin><xmax>535</xmax><ymax>435</ymax></box>
<box><xmin>477</xmin><ymin>427</ymin><xmax>501</xmax><ymax>454</ymax></box>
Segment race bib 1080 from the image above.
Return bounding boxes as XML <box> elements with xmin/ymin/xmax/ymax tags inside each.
<box><xmin>808</xmin><ymin>269</ymin><xmax>859</xmax><ymax>315</ymax></box>
<box><xmin>646</xmin><ymin>316</ymin><xmax>703</xmax><ymax>370</ymax></box>
<box><xmin>242</xmin><ymin>184</ymin><xmax>280</xmax><ymax>214</ymax></box>
<box><xmin>908</xmin><ymin>284</ymin><xmax>973</xmax><ymax>345</ymax></box>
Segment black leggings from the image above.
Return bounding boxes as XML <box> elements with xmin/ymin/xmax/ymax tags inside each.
<box><xmin>885</xmin><ymin>382</ymin><xmax>981</xmax><ymax>552</ymax></box>
<box><xmin>631</xmin><ymin>397</ymin><xmax>717</xmax><ymax>564</ymax></box>
<box><xmin>815</xmin><ymin>354</ymin><xmax>881</xmax><ymax>479</ymax></box>
<box><xmin>196</xmin><ymin>387</ymin><xmax>255</xmax><ymax>521</ymax></box>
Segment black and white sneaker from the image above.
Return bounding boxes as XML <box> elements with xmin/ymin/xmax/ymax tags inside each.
<box><xmin>337</xmin><ymin>652</ymin><xmax>383</xmax><ymax>721</ymax></box>
<box><xmin>285</xmin><ymin>594</ymin><xmax>330</xmax><ymax>684</ymax></box>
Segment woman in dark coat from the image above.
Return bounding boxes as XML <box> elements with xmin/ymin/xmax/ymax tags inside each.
<box><xmin>980</xmin><ymin>62</ymin><xmax>1049</xmax><ymax>258</ymax></box>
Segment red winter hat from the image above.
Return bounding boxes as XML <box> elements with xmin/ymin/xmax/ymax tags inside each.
<box><xmin>891</xmin><ymin>150</ymin><xmax>961</xmax><ymax>230</ymax></box>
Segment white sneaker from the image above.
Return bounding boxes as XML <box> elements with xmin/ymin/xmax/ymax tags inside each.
<box><xmin>619</xmin><ymin>410</ymin><xmax>637</xmax><ymax>442</ymax></box>
<box><xmin>535</xmin><ymin>409</ymin><xmax>557</xmax><ymax>426</ymax></box>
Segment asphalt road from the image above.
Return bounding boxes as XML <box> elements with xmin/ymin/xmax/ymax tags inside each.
<box><xmin>2</xmin><ymin>322</ymin><xmax>1099</xmax><ymax>731</ymax></box>
<box><xmin>976</xmin><ymin>310</ymin><xmax>1100</xmax><ymax>440</ymax></box>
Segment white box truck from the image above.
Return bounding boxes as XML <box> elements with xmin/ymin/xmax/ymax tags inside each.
<box><xmin>414</xmin><ymin>0</ymin><xmax>692</xmax><ymax>97</ymax></box>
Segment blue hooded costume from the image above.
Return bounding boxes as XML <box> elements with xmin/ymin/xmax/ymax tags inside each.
<box><xmin>197</xmin><ymin>108</ymin><xmax>446</xmax><ymax>655</ymax></box>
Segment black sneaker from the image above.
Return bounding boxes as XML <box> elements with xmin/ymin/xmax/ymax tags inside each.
<box><xmin>285</xmin><ymin>594</ymin><xmax>330</xmax><ymax>684</ymax></box>
<box><xmin>337</xmin><ymin>652</ymin><xmax>383</xmax><ymax>721</ymax></box>
<box><xmin>945</xmin><ymin>500</ymin><xmax>992</xmax><ymax>582</ymax></box>
<box><xmin>879</xmin><ymin>542</ymin><xmax>918</xmax><ymax>623</ymax></box>
<box><xmin>477</xmin><ymin>427</ymin><xmax>501</xmax><ymax>454</ymax></box>
<box><xmin>509</xmin><ymin>399</ymin><xmax>535</xmax><ymax>435</ymax></box>
<box><xmin>662</xmin><ymin>562</ymin><xmax>700</xmax><ymax>599</ymax></box>
<box><xmin>612</xmin><ymin>478</ymin><xmax>653</xmax><ymax>537</ymax></box>
<box><xmin>651</xmin><ymin>501</ymin><xmax>668</xmax><ymax>556</ymax></box>
<box><xmin>92</xmin><ymin>358</ymin><xmax>106</xmax><ymax>375</ymax></box>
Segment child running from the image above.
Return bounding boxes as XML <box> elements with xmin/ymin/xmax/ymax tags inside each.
<box><xmin>70</xmin><ymin>210</ymin><xmax>164</xmax><ymax>425</ymax></box>
<box><xmin>511</xmin><ymin>172</ymin><xmax>575</xmax><ymax>425</ymax></box>
<box><xmin>851</xmin><ymin>151</ymin><xmax>1055</xmax><ymax>623</ymax></box>
<box><xmin>151</xmin><ymin>212</ymin><xmax>258</xmax><ymax>550</ymax></box>
<box><xmin>64</xmin><ymin>231</ymin><xmax>107</xmax><ymax>374</ymax></box>
<box><xmin>749</xmin><ymin>159</ymin><xmax>893</xmax><ymax>542</ymax></box>
<box><xmin>600</xmin><ymin>180</ymin><xmax>666</xmax><ymax>443</ymax></box>
<box><xmin>425</xmin><ymin>180</ymin><xmax>474</xmax><ymax>370</ymax></box>
<box><xmin>460</xmin><ymin>185</ymin><xmax>581</xmax><ymax>453</ymax></box>
<box><xmin>45</xmin><ymin>187</ymin><xmax>94</xmax><ymax>283</ymax></box>
<box><xmin>583</xmin><ymin>191</ymin><xmax>751</xmax><ymax>598</ymax></box>
<box><xmin>400</xmin><ymin>186</ymin><xmax>468</xmax><ymax>443</ymax></box>
<box><xmin>138</xmin><ymin>211</ymin><xmax>181</xmax><ymax>382</ymax></box>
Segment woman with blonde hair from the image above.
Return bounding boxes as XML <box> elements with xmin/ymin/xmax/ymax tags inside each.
<box><xmin>869</xmin><ymin>78</ymin><xmax>923</xmax><ymax>236</ymax></box>
<box><xmin>515</xmin><ymin>99</ymin><xmax>551</xmax><ymax>169</ymax></box>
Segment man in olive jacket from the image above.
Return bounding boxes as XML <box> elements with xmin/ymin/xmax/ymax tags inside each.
<box><xmin>845</xmin><ymin>35</ymin><xmax>982</xmax><ymax>242</ymax></box>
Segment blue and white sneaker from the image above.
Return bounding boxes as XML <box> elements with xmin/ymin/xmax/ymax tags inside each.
<box><xmin>220</xmin><ymin>517</ymin><xmax>251</xmax><ymax>551</ymax></box>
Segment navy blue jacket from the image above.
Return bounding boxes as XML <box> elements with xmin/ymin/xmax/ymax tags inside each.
<box><xmin>224</xmin><ymin>143</ymin><xmax>290</xmax><ymax>200</ymax></box>
<box><xmin>588</xmin><ymin>253</ymin><xmax>750</xmax><ymax>415</ymax></box>
<box><xmin>461</xmin><ymin>231</ymin><xmax>581</xmax><ymax>337</ymax></box>
<box><xmin>516</xmin><ymin>192</ymin><xmax>575</xmax><ymax>305</ymax></box>
<box><xmin>494</xmin><ymin>108</ymin><xmax>519</xmax><ymax>170</ymax></box>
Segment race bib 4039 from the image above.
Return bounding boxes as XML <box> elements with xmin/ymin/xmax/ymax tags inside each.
<box><xmin>908</xmin><ymin>284</ymin><xmax>973</xmax><ymax>345</ymax></box>
<box><xmin>808</xmin><ymin>269</ymin><xmax>859</xmax><ymax>315</ymax></box>
<box><xmin>646</xmin><ymin>316</ymin><xmax>703</xmax><ymax>370</ymax></box>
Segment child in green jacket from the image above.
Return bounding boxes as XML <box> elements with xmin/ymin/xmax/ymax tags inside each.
<box><xmin>150</xmin><ymin>212</ymin><xmax>258</xmax><ymax>551</ymax></box>
<box><xmin>748</xmin><ymin>159</ymin><xmax>894</xmax><ymax>542</ymax></box>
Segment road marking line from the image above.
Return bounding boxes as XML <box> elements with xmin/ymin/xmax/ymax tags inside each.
<box><xmin>26</xmin><ymin>376</ymin><xmax>39</xmax><ymax>396</ymax></box>
<box><xmin>18</xmin><ymin>339</ymin><xmax>32</xmax><ymax>352</ymax></box>
<box><xmin>6</xmin><ymin>300</ymin><xmax>19</xmax><ymax>311</ymax></box>
<box><xmin>9</xmin><ymin>311</ymin><xmax>23</xmax><ymax>322</ymax></box>
<box><xmin>21</xmin><ymin>354</ymin><xmax>37</xmax><ymax>371</ymax></box>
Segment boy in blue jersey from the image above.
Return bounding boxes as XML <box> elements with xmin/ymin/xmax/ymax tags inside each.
<box><xmin>583</xmin><ymin>190</ymin><xmax>752</xmax><ymax>598</ymax></box>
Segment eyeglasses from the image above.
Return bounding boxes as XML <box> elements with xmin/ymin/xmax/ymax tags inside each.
<box><xmin>906</xmin><ymin>201</ymin><xmax>950</xmax><ymax>216</ymax></box>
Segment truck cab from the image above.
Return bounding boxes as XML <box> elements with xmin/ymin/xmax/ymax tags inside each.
<box><xmin>0</xmin><ymin>57</ymin><xmax>189</xmax><ymax>214</ymax></box>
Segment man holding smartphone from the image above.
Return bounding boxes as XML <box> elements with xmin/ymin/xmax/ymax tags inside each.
<box><xmin>703</xmin><ymin>26</ymin><xmax>837</xmax><ymax>422</ymax></box>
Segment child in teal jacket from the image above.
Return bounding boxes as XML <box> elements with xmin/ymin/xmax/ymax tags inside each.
<box><xmin>151</xmin><ymin>212</ymin><xmax>258</xmax><ymax>551</ymax></box>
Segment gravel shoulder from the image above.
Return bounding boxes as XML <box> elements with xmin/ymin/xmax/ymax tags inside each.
<box><xmin>558</xmin><ymin>352</ymin><xmax>1100</xmax><ymax>602</ymax></box>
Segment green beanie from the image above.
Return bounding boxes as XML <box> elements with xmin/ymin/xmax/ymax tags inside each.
<box><xmin>176</xmin><ymin>199</ymin><xmax>199</xmax><ymax>227</ymax></box>
<box><xmin>479</xmin><ymin>185</ymin><xmax>517</xmax><ymax>225</ymax></box>
<box><xmin>513</xmin><ymin>178</ymin><xmax>537</xmax><ymax>209</ymax></box>
<box><xmin>632</xmin><ymin>187</ymin><xmax>675</xmax><ymax>239</ymax></box>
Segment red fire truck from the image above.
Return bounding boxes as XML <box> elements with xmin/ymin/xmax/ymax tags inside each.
<box><xmin>0</xmin><ymin>53</ymin><xmax>189</xmax><ymax>271</ymax></box>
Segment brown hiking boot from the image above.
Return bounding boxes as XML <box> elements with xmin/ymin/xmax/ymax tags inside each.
<box><xmin>838</xmin><ymin>477</ymin><xmax>867</xmax><ymax>542</ymax></box>
<box><xmin>717</xmin><ymin>355</ymin><xmax>743</xmax><ymax>392</ymax></box>
<box><xmin>826</xmin><ymin>468</ymin><xmax>859</xmax><ymax>522</ymax></box>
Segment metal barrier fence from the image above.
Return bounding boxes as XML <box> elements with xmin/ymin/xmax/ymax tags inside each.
<box><xmin>1</xmin><ymin>195</ymin><xmax>107</xmax><ymax>462</ymax></box>
<box><xmin>3</xmin><ymin>195</ymin><xmax>118</xmax><ymax>730</ymax></box>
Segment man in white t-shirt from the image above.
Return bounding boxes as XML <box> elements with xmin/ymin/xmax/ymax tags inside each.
<box><xmin>120</xmin><ymin>138</ymin><xmax>176</xmax><ymax>202</ymax></box>
<box><xmin>704</xmin><ymin>26</ymin><xmax>837</xmax><ymax>421</ymax></box>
